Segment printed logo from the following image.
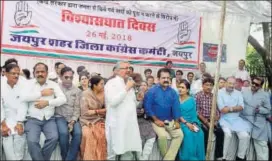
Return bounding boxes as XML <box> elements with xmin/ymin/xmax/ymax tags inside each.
<box><xmin>177</xmin><ymin>21</ymin><xmax>191</xmax><ymax>43</ymax></box>
<box><xmin>14</xmin><ymin>1</ymin><xmax>32</xmax><ymax>26</ymax></box>
<box><xmin>172</xmin><ymin>21</ymin><xmax>196</xmax><ymax>60</ymax></box>
<box><xmin>10</xmin><ymin>1</ymin><xmax>39</xmax><ymax>34</ymax></box>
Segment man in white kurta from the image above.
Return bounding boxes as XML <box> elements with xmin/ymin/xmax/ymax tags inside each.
<box><xmin>21</xmin><ymin>62</ymin><xmax>67</xmax><ymax>161</ymax></box>
<box><xmin>217</xmin><ymin>77</ymin><xmax>251</xmax><ymax>161</ymax></box>
<box><xmin>233</xmin><ymin>59</ymin><xmax>251</xmax><ymax>81</ymax></box>
<box><xmin>105</xmin><ymin>61</ymin><xmax>142</xmax><ymax>160</ymax></box>
<box><xmin>1</xmin><ymin>64</ymin><xmax>28</xmax><ymax>160</ymax></box>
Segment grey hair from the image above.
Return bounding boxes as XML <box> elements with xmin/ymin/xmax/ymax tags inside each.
<box><xmin>115</xmin><ymin>61</ymin><xmax>130</xmax><ymax>70</ymax></box>
<box><xmin>226</xmin><ymin>76</ymin><xmax>236</xmax><ymax>81</ymax></box>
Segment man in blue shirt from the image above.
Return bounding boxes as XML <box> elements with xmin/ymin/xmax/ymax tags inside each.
<box><xmin>144</xmin><ymin>68</ymin><xmax>183</xmax><ymax>160</ymax></box>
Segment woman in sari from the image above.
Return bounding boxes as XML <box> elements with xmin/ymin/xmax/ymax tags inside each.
<box><xmin>177</xmin><ymin>79</ymin><xmax>205</xmax><ymax>160</ymax></box>
<box><xmin>80</xmin><ymin>76</ymin><xmax>107</xmax><ymax>160</ymax></box>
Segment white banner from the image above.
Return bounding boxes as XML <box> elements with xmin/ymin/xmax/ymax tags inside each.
<box><xmin>1</xmin><ymin>1</ymin><xmax>202</xmax><ymax>69</ymax></box>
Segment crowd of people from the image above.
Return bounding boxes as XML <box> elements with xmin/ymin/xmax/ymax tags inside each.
<box><xmin>0</xmin><ymin>58</ymin><xmax>272</xmax><ymax>161</ymax></box>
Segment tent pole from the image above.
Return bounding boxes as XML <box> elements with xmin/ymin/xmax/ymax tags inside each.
<box><xmin>205</xmin><ymin>1</ymin><xmax>227</xmax><ymax>160</ymax></box>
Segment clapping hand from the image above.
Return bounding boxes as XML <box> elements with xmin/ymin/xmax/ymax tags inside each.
<box><xmin>1</xmin><ymin>121</ymin><xmax>11</xmax><ymax>137</ymax></box>
<box><xmin>14</xmin><ymin>123</ymin><xmax>24</xmax><ymax>136</ymax></box>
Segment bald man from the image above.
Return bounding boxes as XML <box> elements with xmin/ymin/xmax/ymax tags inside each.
<box><xmin>217</xmin><ymin>77</ymin><xmax>251</xmax><ymax>161</ymax></box>
<box><xmin>105</xmin><ymin>61</ymin><xmax>142</xmax><ymax>160</ymax></box>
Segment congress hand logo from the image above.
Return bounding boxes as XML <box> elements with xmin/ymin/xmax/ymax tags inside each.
<box><xmin>177</xmin><ymin>21</ymin><xmax>191</xmax><ymax>43</ymax></box>
<box><xmin>14</xmin><ymin>1</ymin><xmax>32</xmax><ymax>26</ymax></box>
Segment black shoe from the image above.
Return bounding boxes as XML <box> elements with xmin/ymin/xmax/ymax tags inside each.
<box><xmin>222</xmin><ymin>159</ymin><xmax>226</xmax><ymax>161</ymax></box>
<box><xmin>132</xmin><ymin>151</ymin><xmax>138</xmax><ymax>161</ymax></box>
<box><xmin>115</xmin><ymin>155</ymin><xmax>121</xmax><ymax>161</ymax></box>
<box><xmin>236</xmin><ymin>156</ymin><xmax>245</xmax><ymax>161</ymax></box>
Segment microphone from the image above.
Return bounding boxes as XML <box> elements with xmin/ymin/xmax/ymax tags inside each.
<box><xmin>128</xmin><ymin>77</ymin><xmax>135</xmax><ymax>83</ymax></box>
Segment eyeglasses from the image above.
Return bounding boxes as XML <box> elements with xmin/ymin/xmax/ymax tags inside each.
<box><xmin>64</xmin><ymin>76</ymin><xmax>73</xmax><ymax>80</ymax></box>
<box><xmin>252</xmin><ymin>82</ymin><xmax>261</xmax><ymax>87</ymax></box>
<box><xmin>119</xmin><ymin>67</ymin><xmax>129</xmax><ymax>70</ymax></box>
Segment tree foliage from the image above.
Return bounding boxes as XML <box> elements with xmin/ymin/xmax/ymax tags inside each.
<box><xmin>246</xmin><ymin>44</ymin><xmax>264</xmax><ymax>67</ymax></box>
<box><xmin>246</xmin><ymin>44</ymin><xmax>266</xmax><ymax>76</ymax></box>
<box><xmin>248</xmin><ymin>22</ymin><xmax>272</xmax><ymax>90</ymax></box>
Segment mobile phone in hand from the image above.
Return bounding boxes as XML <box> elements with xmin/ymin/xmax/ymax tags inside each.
<box><xmin>193</xmin><ymin>125</ymin><xmax>199</xmax><ymax>132</ymax></box>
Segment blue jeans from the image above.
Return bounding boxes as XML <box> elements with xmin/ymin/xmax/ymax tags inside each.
<box><xmin>25</xmin><ymin>117</ymin><xmax>59</xmax><ymax>161</ymax></box>
<box><xmin>56</xmin><ymin>117</ymin><xmax>82</xmax><ymax>161</ymax></box>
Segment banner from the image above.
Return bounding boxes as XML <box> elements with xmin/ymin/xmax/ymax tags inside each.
<box><xmin>203</xmin><ymin>43</ymin><xmax>227</xmax><ymax>63</ymax></box>
<box><xmin>1</xmin><ymin>1</ymin><xmax>201</xmax><ymax>69</ymax></box>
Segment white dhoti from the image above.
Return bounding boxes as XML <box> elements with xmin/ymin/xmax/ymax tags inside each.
<box><xmin>222</xmin><ymin>126</ymin><xmax>250</xmax><ymax>159</ymax></box>
<box><xmin>2</xmin><ymin>134</ymin><xmax>26</xmax><ymax>160</ymax></box>
<box><xmin>253</xmin><ymin>139</ymin><xmax>269</xmax><ymax>160</ymax></box>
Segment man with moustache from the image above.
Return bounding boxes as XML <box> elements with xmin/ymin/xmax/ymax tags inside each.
<box><xmin>217</xmin><ymin>77</ymin><xmax>251</xmax><ymax>161</ymax></box>
<box><xmin>105</xmin><ymin>61</ymin><xmax>142</xmax><ymax>160</ymax></box>
<box><xmin>1</xmin><ymin>64</ymin><xmax>28</xmax><ymax>160</ymax></box>
<box><xmin>55</xmin><ymin>67</ymin><xmax>82</xmax><ymax>161</ymax></box>
<box><xmin>21</xmin><ymin>62</ymin><xmax>67</xmax><ymax>161</ymax></box>
<box><xmin>144</xmin><ymin>68</ymin><xmax>183</xmax><ymax>160</ymax></box>
<box><xmin>240</xmin><ymin>77</ymin><xmax>271</xmax><ymax>160</ymax></box>
<box><xmin>1</xmin><ymin>58</ymin><xmax>27</xmax><ymax>84</ymax></box>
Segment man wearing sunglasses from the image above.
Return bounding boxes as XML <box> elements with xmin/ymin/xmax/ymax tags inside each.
<box><xmin>241</xmin><ymin>77</ymin><xmax>271</xmax><ymax>160</ymax></box>
<box><xmin>55</xmin><ymin>66</ymin><xmax>82</xmax><ymax>161</ymax></box>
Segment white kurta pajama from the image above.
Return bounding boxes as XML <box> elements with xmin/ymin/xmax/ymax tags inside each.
<box><xmin>105</xmin><ymin>76</ymin><xmax>142</xmax><ymax>160</ymax></box>
<box><xmin>1</xmin><ymin>79</ymin><xmax>28</xmax><ymax>160</ymax></box>
<box><xmin>241</xmin><ymin>88</ymin><xmax>271</xmax><ymax>160</ymax></box>
<box><xmin>217</xmin><ymin>88</ymin><xmax>251</xmax><ymax>160</ymax></box>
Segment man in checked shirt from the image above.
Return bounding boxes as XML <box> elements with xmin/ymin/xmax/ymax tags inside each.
<box><xmin>195</xmin><ymin>77</ymin><xmax>224</xmax><ymax>160</ymax></box>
